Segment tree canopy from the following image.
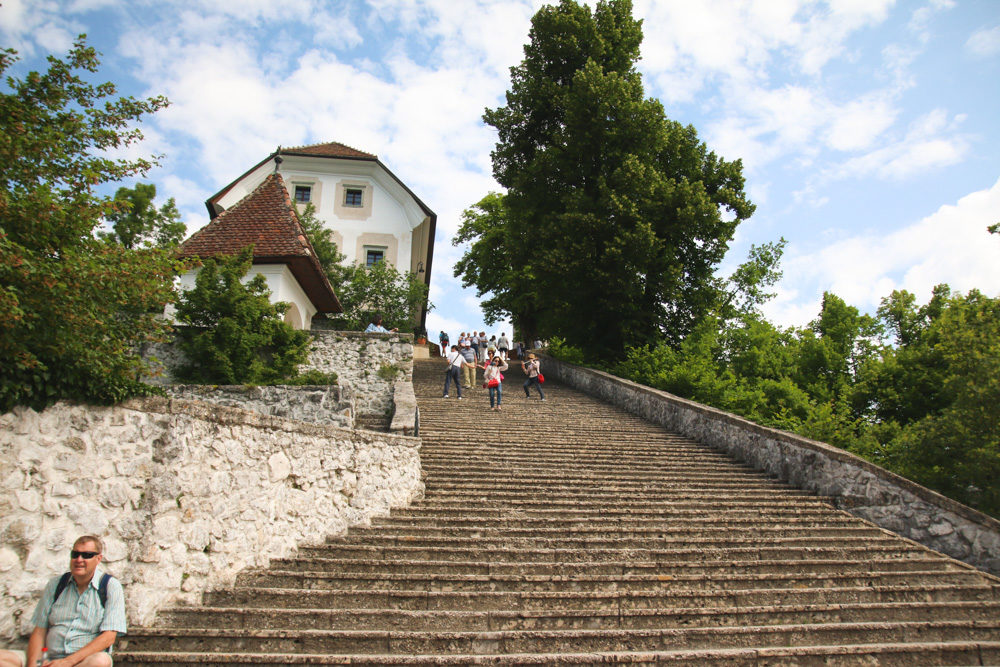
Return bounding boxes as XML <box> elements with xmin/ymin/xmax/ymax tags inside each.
<box><xmin>99</xmin><ymin>182</ymin><xmax>186</xmax><ymax>249</ymax></box>
<box><xmin>459</xmin><ymin>0</ymin><xmax>753</xmax><ymax>357</ymax></box>
<box><xmin>0</xmin><ymin>36</ymin><xmax>178</xmax><ymax>410</ymax></box>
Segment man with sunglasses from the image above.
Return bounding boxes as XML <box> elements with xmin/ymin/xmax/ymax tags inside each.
<box><xmin>0</xmin><ymin>535</ymin><xmax>126</xmax><ymax>666</ymax></box>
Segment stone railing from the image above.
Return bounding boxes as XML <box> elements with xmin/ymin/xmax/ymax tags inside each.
<box><xmin>0</xmin><ymin>396</ymin><xmax>423</xmax><ymax>640</ymax></box>
<box><xmin>540</xmin><ymin>354</ymin><xmax>1000</xmax><ymax>576</ymax></box>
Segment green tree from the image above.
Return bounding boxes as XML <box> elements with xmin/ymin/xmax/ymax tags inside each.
<box><xmin>173</xmin><ymin>247</ymin><xmax>312</xmax><ymax>384</ymax></box>
<box><xmin>474</xmin><ymin>0</ymin><xmax>753</xmax><ymax>357</ymax></box>
<box><xmin>99</xmin><ymin>182</ymin><xmax>186</xmax><ymax>249</ymax></box>
<box><xmin>879</xmin><ymin>289</ymin><xmax>1000</xmax><ymax>514</ymax></box>
<box><xmin>328</xmin><ymin>259</ymin><xmax>431</xmax><ymax>333</ymax></box>
<box><xmin>0</xmin><ymin>37</ymin><xmax>177</xmax><ymax>411</ymax></box>
<box><xmin>297</xmin><ymin>201</ymin><xmax>352</xmax><ymax>285</ymax></box>
<box><xmin>453</xmin><ymin>192</ymin><xmax>540</xmax><ymax>334</ymax></box>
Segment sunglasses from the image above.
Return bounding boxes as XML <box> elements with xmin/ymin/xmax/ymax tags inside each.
<box><xmin>70</xmin><ymin>551</ymin><xmax>99</xmax><ymax>560</ymax></box>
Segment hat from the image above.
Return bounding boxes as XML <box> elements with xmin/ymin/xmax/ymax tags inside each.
<box><xmin>527</xmin><ymin>353</ymin><xmax>536</xmax><ymax>360</ymax></box>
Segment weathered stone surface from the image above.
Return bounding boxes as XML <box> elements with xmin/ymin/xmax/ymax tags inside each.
<box><xmin>144</xmin><ymin>331</ymin><xmax>415</xmax><ymax>430</ymax></box>
<box><xmin>165</xmin><ymin>384</ymin><xmax>352</xmax><ymax>429</ymax></box>
<box><xmin>0</xmin><ymin>397</ymin><xmax>423</xmax><ymax>639</ymax></box>
<box><xmin>541</xmin><ymin>354</ymin><xmax>1000</xmax><ymax>576</ymax></box>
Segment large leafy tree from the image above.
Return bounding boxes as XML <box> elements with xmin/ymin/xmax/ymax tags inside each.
<box><xmin>0</xmin><ymin>37</ymin><xmax>177</xmax><ymax>411</ymax></box>
<box><xmin>467</xmin><ymin>0</ymin><xmax>753</xmax><ymax>357</ymax></box>
<box><xmin>453</xmin><ymin>192</ymin><xmax>540</xmax><ymax>336</ymax></box>
<box><xmin>99</xmin><ymin>182</ymin><xmax>186</xmax><ymax>249</ymax></box>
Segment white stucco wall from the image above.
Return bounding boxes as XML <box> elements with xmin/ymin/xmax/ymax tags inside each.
<box><xmin>215</xmin><ymin>157</ymin><xmax>427</xmax><ymax>274</ymax></box>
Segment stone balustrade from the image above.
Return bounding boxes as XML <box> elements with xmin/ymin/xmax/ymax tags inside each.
<box><xmin>0</xmin><ymin>396</ymin><xmax>423</xmax><ymax>640</ymax></box>
<box><xmin>540</xmin><ymin>354</ymin><xmax>1000</xmax><ymax>575</ymax></box>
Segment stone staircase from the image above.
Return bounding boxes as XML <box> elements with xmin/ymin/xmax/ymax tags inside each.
<box><xmin>116</xmin><ymin>359</ymin><xmax>1000</xmax><ymax>665</ymax></box>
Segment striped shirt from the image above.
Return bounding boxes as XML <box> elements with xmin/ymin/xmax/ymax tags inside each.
<box><xmin>30</xmin><ymin>568</ymin><xmax>127</xmax><ymax>658</ymax></box>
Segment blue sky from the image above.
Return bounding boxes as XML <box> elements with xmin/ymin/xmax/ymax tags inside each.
<box><xmin>3</xmin><ymin>0</ymin><xmax>999</xmax><ymax>339</ymax></box>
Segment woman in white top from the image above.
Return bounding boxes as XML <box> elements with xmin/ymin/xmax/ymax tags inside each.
<box><xmin>483</xmin><ymin>355</ymin><xmax>509</xmax><ymax>411</ymax></box>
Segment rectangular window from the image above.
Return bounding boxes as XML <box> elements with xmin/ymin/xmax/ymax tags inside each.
<box><xmin>344</xmin><ymin>187</ymin><xmax>363</xmax><ymax>207</ymax></box>
<box><xmin>294</xmin><ymin>185</ymin><xmax>311</xmax><ymax>203</ymax></box>
<box><xmin>365</xmin><ymin>247</ymin><xmax>385</xmax><ymax>266</ymax></box>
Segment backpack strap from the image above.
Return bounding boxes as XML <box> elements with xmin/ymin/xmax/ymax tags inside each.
<box><xmin>53</xmin><ymin>572</ymin><xmax>73</xmax><ymax>605</ymax></box>
<box><xmin>53</xmin><ymin>572</ymin><xmax>112</xmax><ymax>608</ymax></box>
<box><xmin>98</xmin><ymin>572</ymin><xmax>111</xmax><ymax>608</ymax></box>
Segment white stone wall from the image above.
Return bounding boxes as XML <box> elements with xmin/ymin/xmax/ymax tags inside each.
<box><xmin>143</xmin><ymin>331</ymin><xmax>412</xmax><ymax>424</ymax></box>
<box><xmin>165</xmin><ymin>384</ymin><xmax>352</xmax><ymax>429</ymax></box>
<box><xmin>0</xmin><ymin>396</ymin><xmax>423</xmax><ymax>640</ymax></box>
<box><xmin>304</xmin><ymin>331</ymin><xmax>413</xmax><ymax>419</ymax></box>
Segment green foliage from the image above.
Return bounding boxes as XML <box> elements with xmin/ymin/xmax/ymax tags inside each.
<box><xmin>99</xmin><ymin>182</ymin><xmax>186</xmax><ymax>249</ymax></box>
<box><xmin>603</xmin><ymin>279</ymin><xmax>1000</xmax><ymax>517</ymax></box>
<box><xmin>469</xmin><ymin>0</ymin><xmax>753</xmax><ymax>357</ymax></box>
<box><xmin>284</xmin><ymin>369</ymin><xmax>337</xmax><ymax>386</ymax></box>
<box><xmin>0</xmin><ymin>36</ymin><xmax>177</xmax><ymax>411</ymax></box>
<box><xmin>297</xmin><ymin>202</ymin><xmax>350</xmax><ymax>284</ymax></box>
<box><xmin>327</xmin><ymin>259</ymin><xmax>431</xmax><ymax>332</ymax></box>
<box><xmin>547</xmin><ymin>337</ymin><xmax>588</xmax><ymax>366</ymax></box>
<box><xmin>377</xmin><ymin>363</ymin><xmax>403</xmax><ymax>381</ymax></box>
<box><xmin>453</xmin><ymin>192</ymin><xmax>536</xmax><ymax>330</ymax></box>
<box><xmin>173</xmin><ymin>247</ymin><xmax>312</xmax><ymax>385</ymax></box>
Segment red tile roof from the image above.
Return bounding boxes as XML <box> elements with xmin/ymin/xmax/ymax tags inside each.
<box><xmin>282</xmin><ymin>142</ymin><xmax>376</xmax><ymax>160</ymax></box>
<box><xmin>179</xmin><ymin>173</ymin><xmax>341</xmax><ymax>313</ymax></box>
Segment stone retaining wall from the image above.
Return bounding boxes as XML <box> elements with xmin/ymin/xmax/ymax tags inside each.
<box><xmin>144</xmin><ymin>330</ymin><xmax>414</xmax><ymax>426</ymax></box>
<box><xmin>165</xmin><ymin>385</ymin><xmax>352</xmax><ymax>429</ymax></box>
<box><xmin>303</xmin><ymin>331</ymin><xmax>413</xmax><ymax>420</ymax></box>
<box><xmin>0</xmin><ymin>397</ymin><xmax>423</xmax><ymax>639</ymax></box>
<box><xmin>540</xmin><ymin>354</ymin><xmax>1000</xmax><ymax>575</ymax></box>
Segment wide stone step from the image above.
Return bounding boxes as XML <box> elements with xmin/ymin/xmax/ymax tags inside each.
<box><xmin>335</xmin><ymin>528</ymin><xmax>887</xmax><ymax>543</ymax></box>
<box><xmin>402</xmin><ymin>497</ymin><xmax>840</xmax><ymax>512</ymax></box>
<box><xmin>417</xmin><ymin>487</ymin><xmax>823</xmax><ymax>502</ymax></box>
<box><xmin>261</xmin><ymin>555</ymin><xmax>960</xmax><ymax>577</ymax></box>
<box><xmin>150</xmin><ymin>600</ymin><xmax>1000</xmax><ymax>632</ymax></box>
<box><xmin>325</xmin><ymin>527</ymin><xmax>889</xmax><ymax>547</ymax></box>
<box><xmin>369</xmin><ymin>515</ymin><xmax>864</xmax><ymax>531</ymax></box>
<box><xmin>203</xmin><ymin>582</ymin><xmax>1000</xmax><ymax>611</ymax></box>
<box><xmin>238</xmin><ymin>569</ymin><xmax>988</xmax><ymax>593</ymax></box>
<box><xmin>115</xmin><ymin>620</ymin><xmax>1000</xmax><ymax>655</ymax></box>
<box><xmin>117</xmin><ymin>641</ymin><xmax>1000</xmax><ymax>666</ymax></box>
<box><xmin>298</xmin><ymin>543</ymin><xmax>931</xmax><ymax>564</ymax></box>
<box><xmin>384</xmin><ymin>507</ymin><xmax>850</xmax><ymax>522</ymax></box>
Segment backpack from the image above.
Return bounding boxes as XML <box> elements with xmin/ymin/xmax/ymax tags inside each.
<box><xmin>54</xmin><ymin>572</ymin><xmax>113</xmax><ymax>608</ymax></box>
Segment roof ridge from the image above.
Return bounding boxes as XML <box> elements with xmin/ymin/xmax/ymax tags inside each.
<box><xmin>279</xmin><ymin>141</ymin><xmax>377</xmax><ymax>160</ymax></box>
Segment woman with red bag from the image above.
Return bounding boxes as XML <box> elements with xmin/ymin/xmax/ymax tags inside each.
<box><xmin>483</xmin><ymin>354</ymin><xmax>509</xmax><ymax>411</ymax></box>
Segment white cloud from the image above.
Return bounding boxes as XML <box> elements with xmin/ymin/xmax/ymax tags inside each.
<box><xmin>764</xmin><ymin>176</ymin><xmax>1000</xmax><ymax>326</ymax></box>
<box><xmin>637</xmin><ymin>0</ymin><xmax>896</xmax><ymax>104</ymax></box>
<box><xmin>823</xmin><ymin>95</ymin><xmax>898</xmax><ymax>151</ymax></box>
<box><xmin>829</xmin><ymin>108</ymin><xmax>968</xmax><ymax>180</ymax></box>
<box><xmin>967</xmin><ymin>25</ymin><xmax>1000</xmax><ymax>58</ymax></box>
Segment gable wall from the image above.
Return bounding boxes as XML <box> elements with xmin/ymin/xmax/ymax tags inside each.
<box><xmin>215</xmin><ymin>158</ymin><xmax>427</xmax><ymax>274</ymax></box>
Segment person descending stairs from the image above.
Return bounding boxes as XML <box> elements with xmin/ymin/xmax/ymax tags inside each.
<box><xmin>116</xmin><ymin>358</ymin><xmax>1000</xmax><ymax>665</ymax></box>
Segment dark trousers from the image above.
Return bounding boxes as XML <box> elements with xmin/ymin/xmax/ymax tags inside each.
<box><xmin>523</xmin><ymin>376</ymin><xmax>545</xmax><ymax>398</ymax></box>
<box><xmin>444</xmin><ymin>366</ymin><xmax>462</xmax><ymax>397</ymax></box>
